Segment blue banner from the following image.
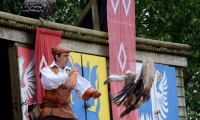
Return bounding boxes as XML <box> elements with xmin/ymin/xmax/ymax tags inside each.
<box><xmin>137</xmin><ymin>64</ymin><xmax>179</xmax><ymax>120</ymax></box>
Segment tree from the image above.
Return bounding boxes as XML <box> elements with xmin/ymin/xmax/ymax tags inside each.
<box><xmin>135</xmin><ymin>0</ymin><xmax>200</xmax><ymax>119</ymax></box>
<box><xmin>0</xmin><ymin>0</ymin><xmax>199</xmax><ymax>119</ymax></box>
<box><xmin>0</xmin><ymin>0</ymin><xmax>87</xmax><ymax>25</ymax></box>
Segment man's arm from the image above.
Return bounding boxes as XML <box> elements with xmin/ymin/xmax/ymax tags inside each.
<box><xmin>73</xmin><ymin>75</ymin><xmax>101</xmax><ymax>101</ymax></box>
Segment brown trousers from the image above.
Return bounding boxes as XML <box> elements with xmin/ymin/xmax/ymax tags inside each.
<box><xmin>40</xmin><ymin>116</ymin><xmax>77</xmax><ymax>120</ymax></box>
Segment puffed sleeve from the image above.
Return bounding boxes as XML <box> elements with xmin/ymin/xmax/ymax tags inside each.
<box><xmin>41</xmin><ymin>67</ymin><xmax>69</xmax><ymax>90</ymax></box>
<box><xmin>74</xmin><ymin>75</ymin><xmax>92</xmax><ymax>101</ymax></box>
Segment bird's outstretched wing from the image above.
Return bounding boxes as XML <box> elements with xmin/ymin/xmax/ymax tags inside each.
<box><xmin>112</xmin><ymin>57</ymin><xmax>155</xmax><ymax>118</ymax></box>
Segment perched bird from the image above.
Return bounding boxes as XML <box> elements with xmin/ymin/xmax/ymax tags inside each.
<box><xmin>104</xmin><ymin>57</ymin><xmax>156</xmax><ymax>118</ymax></box>
<box><xmin>18</xmin><ymin>0</ymin><xmax>56</xmax><ymax>20</ymax></box>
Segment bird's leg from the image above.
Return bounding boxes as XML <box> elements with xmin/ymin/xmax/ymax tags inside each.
<box><xmin>39</xmin><ymin>17</ymin><xmax>45</xmax><ymax>26</ymax></box>
<box><xmin>109</xmin><ymin>92</ymin><xmax>115</xmax><ymax>102</ymax></box>
<box><xmin>109</xmin><ymin>92</ymin><xmax>121</xmax><ymax>106</ymax></box>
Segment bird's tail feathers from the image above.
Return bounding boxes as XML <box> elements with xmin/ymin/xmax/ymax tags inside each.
<box><xmin>116</xmin><ymin>83</ymin><xmax>136</xmax><ymax>107</ymax></box>
<box><xmin>113</xmin><ymin>71</ymin><xmax>143</xmax><ymax>107</ymax></box>
<box><xmin>113</xmin><ymin>79</ymin><xmax>137</xmax><ymax>105</ymax></box>
<box><xmin>120</xmin><ymin>85</ymin><xmax>145</xmax><ymax>118</ymax></box>
<box><xmin>117</xmin><ymin>80</ymin><xmax>135</xmax><ymax>94</ymax></box>
<box><xmin>117</xmin><ymin>72</ymin><xmax>140</xmax><ymax>94</ymax></box>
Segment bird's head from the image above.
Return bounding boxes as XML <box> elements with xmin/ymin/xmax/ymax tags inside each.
<box><xmin>104</xmin><ymin>75</ymin><xmax>126</xmax><ymax>85</ymax></box>
<box><xmin>104</xmin><ymin>77</ymin><xmax>111</xmax><ymax>85</ymax></box>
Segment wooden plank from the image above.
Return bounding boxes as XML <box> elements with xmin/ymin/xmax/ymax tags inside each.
<box><xmin>136</xmin><ymin>51</ymin><xmax>188</xmax><ymax>67</ymax></box>
<box><xmin>91</xmin><ymin>0</ymin><xmax>100</xmax><ymax>30</ymax></box>
<box><xmin>0</xmin><ymin>26</ymin><xmax>35</xmax><ymax>44</ymax></box>
<box><xmin>177</xmin><ymin>86</ymin><xmax>185</xmax><ymax>97</ymax></box>
<box><xmin>137</xmin><ymin>37</ymin><xmax>190</xmax><ymax>50</ymax></box>
<box><xmin>15</xmin><ymin>42</ymin><xmax>34</xmax><ymax>49</ymax></box>
<box><xmin>179</xmin><ymin>116</ymin><xmax>187</xmax><ymax>120</ymax></box>
<box><xmin>178</xmin><ymin>96</ymin><xmax>186</xmax><ymax>107</ymax></box>
<box><xmin>14</xmin><ymin>42</ymin><xmax>191</xmax><ymax>68</ymax></box>
<box><xmin>176</xmin><ymin>77</ymin><xmax>184</xmax><ymax>87</ymax></box>
<box><xmin>62</xmin><ymin>38</ymin><xmax>109</xmax><ymax>57</ymax></box>
<box><xmin>0</xmin><ymin>26</ymin><xmax>189</xmax><ymax>67</ymax></box>
<box><xmin>176</xmin><ymin>67</ymin><xmax>183</xmax><ymax>77</ymax></box>
<box><xmin>8</xmin><ymin>42</ymin><xmax>22</xmax><ymax>120</ymax></box>
<box><xmin>175</xmin><ymin>66</ymin><xmax>187</xmax><ymax>119</ymax></box>
<box><xmin>178</xmin><ymin>106</ymin><xmax>187</xmax><ymax>117</ymax></box>
<box><xmin>0</xmin><ymin>12</ymin><xmax>108</xmax><ymax>38</ymax></box>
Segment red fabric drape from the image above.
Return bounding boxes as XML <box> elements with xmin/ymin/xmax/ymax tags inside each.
<box><xmin>107</xmin><ymin>0</ymin><xmax>137</xmax><ymax>119</ymax></box>
<box><xmin>35</xmin><ymin>28</ymin><xmax>62</xmax><ymax>103</ymax></box>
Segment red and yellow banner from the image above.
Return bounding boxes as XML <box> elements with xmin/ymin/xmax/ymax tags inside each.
<box><xmin>17</xmin><ymin>47</ymin><xmax>36</xmax><ymax>120</ymax></box>
<box><xmin>107</xmin><ymin>0</ymin><xmax>137</xmax><ymax>119</ymax></box>
<box><xmin>35</xmin><ymin>28</ymin><xmax>62</xmax><ymax>103</ymax></box>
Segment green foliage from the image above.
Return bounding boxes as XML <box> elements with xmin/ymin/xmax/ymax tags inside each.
<box><xmin>135</xmin><ymin>0</ymin><xmax>200</xmax><ymax>119</ymax></box>
<box><xmin>0</xmin><ymin>0</ymin><xmax>24</xmax><ymax>14</ymax></box>
<box><xmin>0</xmin><ymin>0</ymin><xmax>200</xmax><ymax>119</ymax></box>
<box><xmin>49</xmin><ymin>0</ymin><xmax>87</xmax><ymax>24</ymax></box>
<box><xmin>0</xmin><ymin>0</ymin><xmax>87</xmax><ymax>25</ymax></box>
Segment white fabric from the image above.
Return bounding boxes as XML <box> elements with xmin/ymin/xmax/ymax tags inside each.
<box><xmin>40</xmin><ymin>61</ymin><xmax>92</xmax><ymax>101</ymax></box>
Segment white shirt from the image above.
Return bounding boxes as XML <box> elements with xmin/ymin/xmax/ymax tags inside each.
<box><xmin>40</xmin><ymin>61</ymin><xmax>92</xmax><ymax>101</ymax></box>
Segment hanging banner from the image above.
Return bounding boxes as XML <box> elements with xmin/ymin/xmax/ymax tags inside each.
<box><xmin>17</xmin><ymin>47</ymin><xmax>36</xmax><ymax>120</ymax></box>
<box><xmin>35</xmin><ymin>28</ymin><xmax>62</xmax><ymax>103</ymax></box>
<box><xmin>81</xmin><ymin>54</ymin><xmax>110</xmax><ymax>120</ymax></box>
<box><xmin>137</xmin><ymin>63</ymin><xmax>179</xmax><ymax>120</ymax></box>
<box><xmin>107</xmin><ymin>0</ymin><xmax>137</xmax><ymax>119</ymax></box>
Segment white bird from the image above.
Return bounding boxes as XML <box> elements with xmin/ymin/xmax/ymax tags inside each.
<box><xmin>104</xmin><ymin>57</ymin><xmax>156</xmax><ymax>118</ymax></box>
<box><xmin>18</xmin><ymin>56</ymin><xmax>37</xmax><ymax>120</ymax></box>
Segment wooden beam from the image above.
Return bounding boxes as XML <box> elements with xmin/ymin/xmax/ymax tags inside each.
<box><xmin>0</xmin><ymin>26</ymin><xmax>35</xmax><ymax>44</ymax></box>
<box><xmin>0</xmin><ymin>11</ymin><xmax>108</xmax><ymax>38</ymax></box>
<box><xmin>137</xmin><ymin>37</ymin><xmax>190</xmax><ymax>50</ymax></box>
<box><xmin>91</xmin><ymin>0</ymin><xmax>100</xmax><ymax>30</ymax></box>
<box><xmin>73</xmin><ymin>0</ymin><xmax>95</xmax><ymax>26</ymax></box>
<box><xmin>8</xmin><ymin>42</ymin><xmax>22</xmax><ymax>120</ymax></box>
<box><xmin>0</xmin><ymin>12</ymin><xmax>191</xmax><ymax>50</ymax></box>
<box><xmin>61</xmin><ymin>38</ymin><xmax>109</xmax><ymax>57</ymax></box>
<box><xmin>136</xmin><ymin>51</ymin><xmax>188</xmax><ymax>67</ymax></box>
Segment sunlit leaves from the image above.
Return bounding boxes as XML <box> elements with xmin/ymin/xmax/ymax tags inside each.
<box><xmin>135</xmin><ymin>0</ymin><xmax>200</xmax><ymax>119</ymax></box>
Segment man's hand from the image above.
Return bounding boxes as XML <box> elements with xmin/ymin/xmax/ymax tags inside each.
<box><xmin>68</xmin><ymin>66</ymin><xmax>79</xmax><ymax>77</ymax></box>
<box><xmin>92</xmin><ymin>90</ymin><xmax>101</xmax><ymax>99</ymax></box>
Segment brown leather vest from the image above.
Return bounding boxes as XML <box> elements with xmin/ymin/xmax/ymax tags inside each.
<box><xmin>40</xmin><ymin>66</ymin><xmax>78</xmax><ymax>119</ymax></box>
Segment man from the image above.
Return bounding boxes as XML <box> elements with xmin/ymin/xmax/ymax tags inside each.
<box><xmin>39</xmin><ymin>44</ymin><xmax>101</xmax><ymax>120</ymax></box>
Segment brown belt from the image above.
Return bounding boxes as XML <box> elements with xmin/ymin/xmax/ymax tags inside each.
<box><xmin>42</xmin><ymin>102</ymin><xmax>69</xmax><ymax>108</ymax></box>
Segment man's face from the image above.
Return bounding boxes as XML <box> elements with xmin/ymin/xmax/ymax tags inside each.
<box><xmin>56</xmin><ymin>52</ymin><xmax>69</xmax><ymax>68</ymax></box>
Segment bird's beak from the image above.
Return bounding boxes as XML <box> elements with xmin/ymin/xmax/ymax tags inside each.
<box><xmin>104</xmin><ymin>78</ymin><xmax>110</xmax><ymax>85</ymax></box>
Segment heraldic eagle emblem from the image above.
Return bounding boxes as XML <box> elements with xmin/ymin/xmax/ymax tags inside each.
<box><xmin>104</xmin><ymin>57</ymin><xmax>156</xmax><ymax>118</ymax></box>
